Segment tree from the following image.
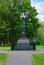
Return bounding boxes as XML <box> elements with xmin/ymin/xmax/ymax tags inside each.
<box><xmin>0</xmin><ymin>0</ymin><xmax>40</xmax><ymax>46</ymax></box>
<box><xmin>36</xmin><ymin>22</ymin><xmax>44</xmax><ymax>45</ymax></box>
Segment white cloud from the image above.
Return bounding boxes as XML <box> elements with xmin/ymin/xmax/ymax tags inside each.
<box><xmin>37</xmin><ymin>15</ymin><xmax>44</xmax><ymax>21</ymax></box>
<box><xmin>31</xmin><ymin>0</ymin><xmax>44</xmax><ymax>21</ymax></box>
<box><xmin>34</xmin><ymin>2</ymin><xmax>44</xmax><ymax>14</ymax></box>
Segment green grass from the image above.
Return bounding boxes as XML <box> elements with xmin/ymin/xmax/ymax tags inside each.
<box><xmin>0</xmin><ymin>54</ymin><xmax>9</xmax><ymax>65</ymax></box>
<box><xmin>0</xmin><ymin>47</ymin><xmax>10</xmax><ymax>50</ymax></box>
<box><xmin>36</xmin><ymin>45</ymin><xmax>44</xmax><ymax>49</ymax></box>
<box><xmin>32</xmin><ymin>54</ymin><xmax>44</xmax><ymax>65</ymax></box>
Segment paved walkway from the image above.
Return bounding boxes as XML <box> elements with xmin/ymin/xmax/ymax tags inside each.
<box><xmin>0</xmin><ymin>49</ymin><xmax>44</xmax><ymax>65</ymax></box>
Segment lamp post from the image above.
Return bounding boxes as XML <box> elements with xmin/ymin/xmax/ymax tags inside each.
<box><xmin>17</xmin><ymin>12</ymin><xmax>30</xmax><ymax>50</ymax></box>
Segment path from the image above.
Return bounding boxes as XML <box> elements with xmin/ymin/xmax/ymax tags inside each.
<box><xmin>0</xmin><ymin>49</ymin><xmax>44</xmax><ymax>65</ymax></box>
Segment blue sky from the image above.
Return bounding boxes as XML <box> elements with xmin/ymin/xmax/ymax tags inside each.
<box><xmin>31</xmin><ymin>0</ymin><xmax>44</xmax><ymax>22</ymax></box>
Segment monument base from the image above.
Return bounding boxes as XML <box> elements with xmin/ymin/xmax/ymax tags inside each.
<box><xmin>17</xmin><ymin>38</ymin><xmax>30</xmax><ymax>50</ymax></box>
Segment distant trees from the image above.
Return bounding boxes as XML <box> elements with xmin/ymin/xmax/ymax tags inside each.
<box><xmin>0</xmin><ymin>0</ymin><xmax>40</xmax><ymax>46</ymax></box>
<box><xmin>36</xmin><ymin>22</ymin><xmax>44</xmax><ymax>45</ymax></box>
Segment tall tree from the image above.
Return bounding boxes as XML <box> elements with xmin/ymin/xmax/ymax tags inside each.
<box><xmin>0</xmin><ymin>0</ymin><xmax>40</xmax><ymax>45</ymax></box>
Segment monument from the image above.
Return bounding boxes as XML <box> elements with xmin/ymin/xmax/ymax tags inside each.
<box><xmin>17</xmin><ymin>12</ymin><xmax>30</xmax><ymax>50</ymax></box>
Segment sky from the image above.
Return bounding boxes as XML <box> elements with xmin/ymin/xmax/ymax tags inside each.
<box><xmin>31</xmin><ymin>0</ymin><xmax>44</xmax><ymax>22</ymax></box>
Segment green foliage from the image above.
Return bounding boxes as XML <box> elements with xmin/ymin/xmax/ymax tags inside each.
<box><xmin>36</xmin><ymin>23</ymin><xmax>44</xmax><ymax>45</ymax></box>
<box><xmin>0</xmin><ymin>0</ymin><xmax>40</xmax><ymax>46</ymax></box>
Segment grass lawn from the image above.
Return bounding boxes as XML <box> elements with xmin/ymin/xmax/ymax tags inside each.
<box><xmin>36</xmin><ymin>45</ymin><xmax>44</xmax><ymax>49</ymax></box>
<box><xmin>32</xmin><ymin>54</ymin><xmax>44</xmax><ymax>65</ymax></box>
<box><xmin>0</xmin><ymin>47</ymin><xmax>10</xmax><ymax>50</ymax></box>
<box><xmin>0</xmin><ymin>54</ymin><xmax>9</xmax><ymax>65</ymax></box>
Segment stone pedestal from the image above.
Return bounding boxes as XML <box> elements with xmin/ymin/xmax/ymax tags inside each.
<box><xmin>17</xmin><ymin>38</ymin><xmax>30</xmax><ymax>50</ymax></box>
